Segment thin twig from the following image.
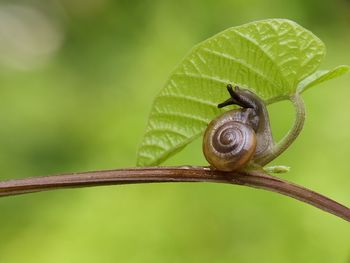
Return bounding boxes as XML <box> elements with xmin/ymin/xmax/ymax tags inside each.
<box><xmin>0</xmin><ymin>166</ymin><xmax>349</xmax><ymax>222</ymax></box>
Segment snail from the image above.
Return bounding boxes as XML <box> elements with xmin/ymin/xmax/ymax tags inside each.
<box><xmin>203</xmin><ymin>84</ymin><xmax>274</xmax><ymax>171</ymax></box>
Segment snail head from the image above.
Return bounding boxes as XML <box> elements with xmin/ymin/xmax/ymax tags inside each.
<box><xmin>218</xmin><ymin>84</ymin><xmax>256</xmax><ymax>109</ymax></box>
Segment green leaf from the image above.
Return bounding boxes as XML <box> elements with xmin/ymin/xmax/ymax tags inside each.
<box><xmin>297</xmin><ymin>65</ymin><xmax>350</xmax><ymax>93</ymax></box>
<box><xmin>137</xmin><ymin>19</ymin><xmax>343</xmax><ymax>166</ymax></box>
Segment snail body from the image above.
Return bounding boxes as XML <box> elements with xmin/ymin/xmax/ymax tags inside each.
<box><xmin>203</xmin><ymin>85</ymin><xmax>274</xmax><ymax>171</ymax></box>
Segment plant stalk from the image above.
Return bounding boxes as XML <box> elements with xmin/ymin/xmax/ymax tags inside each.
<box><xmin>259</xmin><ymin>93</ymin><xmax>306</xmax><ymax>165</ymax></box>
<box><xmin>0</xmin><ymin>166</ymin><xmax>349</xmax><ymax>222</ymax></box>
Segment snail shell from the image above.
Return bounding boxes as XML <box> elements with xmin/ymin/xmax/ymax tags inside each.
<box><xmin>203</xmin><ymin>84</ymin><xmax>274</xmax><ymax>171</ymax></box>
<box><xmin>203</xmin><ymin>109</ymin><xmax>257</xmax><ymax>171</ymax></box>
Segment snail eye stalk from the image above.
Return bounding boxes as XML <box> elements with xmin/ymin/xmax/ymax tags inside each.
<box><xmin>218</xmin><ymin>84</ymin><xmax>250</xmax><ymax>109</ymax></box>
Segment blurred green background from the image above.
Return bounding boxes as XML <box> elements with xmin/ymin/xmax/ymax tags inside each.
<box><xmin>0</xmin><ymin>0</ymin><xmax>349</xmax><ymax>262</ymax></box>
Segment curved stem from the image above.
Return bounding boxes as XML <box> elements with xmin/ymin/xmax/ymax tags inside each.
<box><xmin>259</xmin><ymin>93</ymin><xmax>306</xmax><ymax>165</ymax></box>
<box><xmin>0</xmin><ymin>166</ymin><xmax>349</xmax><ymax>222</ymax></box>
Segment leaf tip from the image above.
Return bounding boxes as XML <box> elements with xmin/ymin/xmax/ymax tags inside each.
<box><xmin>297</xmin><ymin>65</ymin><xmax>350</xmax><ymax>93</ymax></box>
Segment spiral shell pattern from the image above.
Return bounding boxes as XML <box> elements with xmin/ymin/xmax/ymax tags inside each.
<box><xmin>203</xmin><ymin>118</ymin><xmax>257</xmax><ymax>171</ymax></box>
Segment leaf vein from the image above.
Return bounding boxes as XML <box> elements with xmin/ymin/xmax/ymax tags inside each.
<box><xmin>201</xmin><ymin>47</ymin><xmax>279</xmax><ymax>90</ymax></box>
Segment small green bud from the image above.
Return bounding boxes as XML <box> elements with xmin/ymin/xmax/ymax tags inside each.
<box><xmin>264</xmin><ymin>165</ymin><xmax>290</xmax><ymax>174</ymax></box>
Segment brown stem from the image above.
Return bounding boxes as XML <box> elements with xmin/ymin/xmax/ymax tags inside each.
<box><xmin>0</xmin><ymin>166</ymin><xmax>349</xmax><ymax>222</ymax></box>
